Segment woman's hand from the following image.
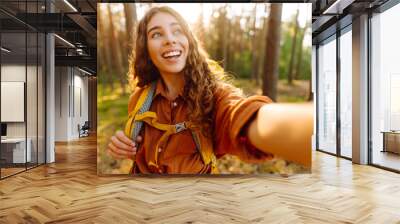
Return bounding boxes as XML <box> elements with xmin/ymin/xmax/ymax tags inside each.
<box><xmin>107</xmin><ymin>130</ymin><xmax>143</xmax><ymax>159</ymax></box>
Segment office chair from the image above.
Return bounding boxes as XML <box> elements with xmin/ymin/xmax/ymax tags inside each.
<box><xmin>79</xmin><ymin>121</ymin><xmax>90</xmax><ymax>138</ymax></box>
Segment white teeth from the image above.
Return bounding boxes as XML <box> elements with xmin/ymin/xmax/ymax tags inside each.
<box><xmin>162</xmin><ymin>50</ymin><xmax>181</xmax><ymax>58</ymax></box>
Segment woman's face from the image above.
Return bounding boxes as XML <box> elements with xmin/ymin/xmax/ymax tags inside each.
<box><xmin>146</xmin><ymin>12</ymin><xmax>189</xmax><ymax>76</ymax></box>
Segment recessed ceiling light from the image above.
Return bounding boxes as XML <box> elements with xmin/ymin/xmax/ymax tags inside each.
<box><xmin>63</xmin><ymin>0</ymin><xmax>78</xmax><ymax>12</ymax></box>
<box><xmin>78</xmin><ymin>67</ymin><xmax>93</xmax><ymax>76</ymax></box>
<box><xmin>54</xmin><ymin>34</ymin><xmax>75</xmax><ymax>48</ymax></box>
<box><xmin>323</xmin><ymin>0</ymin><xmax>355</xmax><ymax>15</ymax></box>
<box><xmin>1</xmin><ymin>47</ymin><xmax>11</xmax><ymax>53</ymax></box>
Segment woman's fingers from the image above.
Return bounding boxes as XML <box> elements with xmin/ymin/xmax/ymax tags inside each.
<box><xmin>107</xmin><ymin>147</ymin><xmax>127</xmax><ymax>159</ymax></box>
<box><xmin>108</xmin><ymin>141</ymin><xmax>136</xmax><ymax>158</ymax></box>
<box><xmin>116</xmin><ymin>130</ymin><xmax>135</xmax><ymax>147</ymax></box>
<box><xmin>107</xmin><ymin>131</ymin><xmax>141</xmax><ymax>160</ymax></box>
<box><xmin>110</xmin><ymin>135</ymin><xmax>133</xmax><ymax>151</ymax></box>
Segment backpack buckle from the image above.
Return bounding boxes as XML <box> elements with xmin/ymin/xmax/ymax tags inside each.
<box><xmin>175</xmin><ymin>122</ymin><xmax>186</xmax><ymax>133</ymax></box>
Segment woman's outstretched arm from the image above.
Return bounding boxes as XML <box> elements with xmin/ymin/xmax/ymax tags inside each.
<box><xmin>247</xmin><ymin>103</ymin><xmax>313</xmax><ymax>167</ymax></box>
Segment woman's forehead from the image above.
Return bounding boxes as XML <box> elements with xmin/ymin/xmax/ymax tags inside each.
<box><xmin>147</xmin><ymin>12</ymin><xmax>180</xmax><ymax>31</ymax></box>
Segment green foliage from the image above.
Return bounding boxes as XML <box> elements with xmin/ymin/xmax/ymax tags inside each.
<box><xmin>230</xmin><ymin>50</ymin><xmax>252</xmax><ymax>79</ymax></box>
<box><xmin>97</xmin><ymin>83</ymin><xmax>130</xmax><ymax>174</ymax></box>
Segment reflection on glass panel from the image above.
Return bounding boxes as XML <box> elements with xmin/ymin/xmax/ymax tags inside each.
<box><xmin>27</xmin><ymin>31</ymin><xmax>38</xmax><ymax>169</ymax></box>
<box><xmin>371</xmin><ymin>3</ymin><xmax>400</xmax><ymax>171</ymax></box>
<box><xmin>317</xmin><ymin>36</ymin><xmax>337</xmax><ymax>154</ymax></box>
<box><xmin>38</xmin><ymin>33</ymin><xmax>45</xmax><ymax>165</ymax></box>
<box><xmin>390</xmin><ymin>75</ymin><xmax>400</xmax><ymax>130</ymax></box>
<box><xmin>340</xmin><ymin>28</ymin><xmax>352</xmax><ymax>158</ymax></box>
<box><xmin>0</xmin><ymin>1</ymin><xmax>46</xmax><ymax>179</ymax></box>
<box><xmin>1</xmin><ymin>32</ymin><xmax>27</xmax><ymax>177</ymax></box>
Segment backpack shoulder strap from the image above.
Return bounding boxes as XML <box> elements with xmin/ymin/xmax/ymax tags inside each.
<box><xmin>191</xmin><ymin>130</ymin><xmax>218</xmax><ymax>174</ymax></box>
<box><xmin>124</xmin><ymin>81</ymin><xmax>157</xmax><ymax>140</ymax></box>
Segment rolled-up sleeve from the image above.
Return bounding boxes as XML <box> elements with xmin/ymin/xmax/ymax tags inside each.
<box><xmin>213</xmin><ymin>84</ymin><xmax>274</xmax><ymax>163</ymax></box>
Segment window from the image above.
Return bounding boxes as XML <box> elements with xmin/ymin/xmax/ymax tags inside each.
<box><xmin>371</xmin><ymin>2</ymin><xmax>400</xmax><ymax>171</ymax></box>
<box><xmin>317</xmin><ymin>35</ymin><xmax>337</xmax><ymax>154</ymax></box>
<box><xmin>339</xmin><ymin>27</ymin><xmax>352</xmax><ymax>158</ymax></box>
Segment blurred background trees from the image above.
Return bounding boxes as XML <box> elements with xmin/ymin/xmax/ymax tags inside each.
<box><xmin>98</xmin><ymin>3</ymin><xmax>311</xmax><ymax>98</ymax></box>
<box><xmin>98</xmin><ymin>3</ymin><xmax>312</xmax><ymax>174</ymax></box>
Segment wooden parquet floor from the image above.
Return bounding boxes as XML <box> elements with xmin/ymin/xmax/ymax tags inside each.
<box><xmin>1</xmin><ymin>135</ymin><xmax>400</xmax><ymax>223</ymax></box>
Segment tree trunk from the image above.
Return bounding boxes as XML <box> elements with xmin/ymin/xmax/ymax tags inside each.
<box><xmin>216</xmin><ymin>6</ymin><xmax>225</xmax><ymax>64</ymax></box>
<box><xmin>123</xmin><ymin>3</ymin><xmax>137</xmax><ymax>56</ymax></box>
<box><xmin>222</xmin><ymin>5</ymin><xmax>229</xmax><ymax>69</ymax></box>
<box><xmin>295</xmin><ymin>26</ymin><xmax>306</xmax><ymax>80</ymax></box>
<box><xmin>195</xmin><ymin>4</ymin><xmax>205</xmax><ymax>44</ymax></box>
<box><xmin>308</xmin><ymin>78</ymin><xmax>313</xmax><ymax>101</ymax></box>
<box><xmin>262</xmin><ymin>4</ymin><xmax>282</xmax><ymax>101</ymax></box>
<box><xmin>287</xmin><ymin>9</ymin><xmax>299</xmax><ymax>85</ymax></box>
<box><xmin>225</xmin><ymin>17</ymin><xmax>233</xmax><ymax>71</ymax></box>
<box><xmin>99</xmin><ymin>7</ymin><xmax>113</xmax><ymax>89</ymax></box>
<box><xmin>107</xmin><ymin>5</ymin><xmax>126</xmax><ymax>95</ymax></box>
<box><xmin>257</xmin><ymin>4</ymin><xmax>269</xmax><ymax>86</ymax></box>
<box><xmin>251</xmin><ymin>5</ymin><xmax>258</xmax><ymax>83</ymax></box>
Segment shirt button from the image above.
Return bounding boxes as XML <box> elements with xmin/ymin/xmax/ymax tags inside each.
<box><xmin>158</xmin><ymin>147</ymin><xmax>162</xmax><ymax>153</ymax></box>
<box><xmin>172</xmin><ymin>102</ymin><xmax>178</xmax><ymax>107</ymax></box>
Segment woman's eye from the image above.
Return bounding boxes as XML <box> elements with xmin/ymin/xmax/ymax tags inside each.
<box><xmin>151</xmin><ymin>32</ymin><xmax>161</xmax><ymax>38</ymax></box>
<box><xmin>173</xmin><ymin>29</ymin><xmax>182</xmax><ymax>35</ymax></box>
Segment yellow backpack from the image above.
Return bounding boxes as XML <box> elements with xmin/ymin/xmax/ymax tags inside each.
<box><xmin>123</xmin><ymin>81</ymin><xmax>217</xmax><ymax>174</ymax></box>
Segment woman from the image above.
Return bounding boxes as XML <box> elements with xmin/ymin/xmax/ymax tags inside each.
<box><xmin>107</xmin><ymin>6</ymin><xmax>313</xmax><ymax>174</ymax></box>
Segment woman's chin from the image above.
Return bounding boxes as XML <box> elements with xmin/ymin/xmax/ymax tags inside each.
<box><xmin>161</xmin><ymin>67</ymin><xmax>185</xmax><ymax>75</ymax></box>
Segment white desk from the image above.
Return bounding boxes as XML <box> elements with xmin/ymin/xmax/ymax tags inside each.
<box><xmin>1</xmin><ymin>138</ymin><xmax>32</xmax><ymax>163</ymax></box>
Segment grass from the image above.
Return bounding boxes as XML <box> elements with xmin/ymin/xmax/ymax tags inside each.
<box><xmin>232</xmin><ymin>78</ymin><xmax>310</xmax><ymax>102</ymax></box>
<box><xmin>97</xmin><ymin>84</ymin><xmax>131</xmax><ymax>174</ymax></box>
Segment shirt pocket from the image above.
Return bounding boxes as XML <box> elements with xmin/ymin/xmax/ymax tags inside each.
<box><xmin>163</xmin><ymin>129</ymin><xmax>198</xmax><ymax>158</ymax></box>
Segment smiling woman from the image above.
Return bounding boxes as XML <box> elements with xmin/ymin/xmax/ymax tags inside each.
<box><xmin>103</xmin><ymin>5</ymin><xmax>313</xmax><ymax>175</ymax></box>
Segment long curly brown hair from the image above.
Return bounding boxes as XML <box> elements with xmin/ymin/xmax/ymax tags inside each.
<box><xmin>128</xmin><ymin>6</ymin><xmax>236</xmax><ymax>137</ymax></box>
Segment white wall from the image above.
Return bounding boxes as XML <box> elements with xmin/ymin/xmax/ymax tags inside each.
<box><xmin>55</xmin><ymin>66</ymin><xmax>69</xmax><ymax>141</ymax></box>
<box><xmin>54</xmin><ymin>67</ymin><xmax>89</xmax><ymax>141</ymax></box>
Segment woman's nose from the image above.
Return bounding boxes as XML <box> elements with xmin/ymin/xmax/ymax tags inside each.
<box><xmin>163</xmin><ymin>32</ymin><xmax>176</xmax><ymax>45</ymax></box>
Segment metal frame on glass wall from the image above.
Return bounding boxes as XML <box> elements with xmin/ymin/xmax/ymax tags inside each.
<box><xmin>315</xmin><ymin>18</ymin><xmax>353</xmax><ymax>161</ymax></box>
<box><xmin>336</xmin><ymin>27</ymin><xmax>342</xmax><ymax>160</ymax></box>
<box><xmin>0</xmin><ymin>1</ymin><xmax>47</xmax><ymax>180</ymax></box>
<box><xmin>367</xmin><ymin>0</ymin><xmax>400</xmax><ymax>173</ymax></box>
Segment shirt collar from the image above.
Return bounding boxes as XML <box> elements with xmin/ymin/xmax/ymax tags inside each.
<box><xmin>154</xmin><ymin>78</ymin><xmax>184</xmax><ymax>100</ymax></box>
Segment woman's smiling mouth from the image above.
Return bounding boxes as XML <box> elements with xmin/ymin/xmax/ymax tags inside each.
<box><xmin>162</xmin><ymin>50</ymin><xmax>182</xmax><ymax>59</ymax></box>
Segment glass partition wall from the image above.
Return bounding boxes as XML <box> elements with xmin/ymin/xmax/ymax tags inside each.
<box><xmin>317</xmin><ymin>35</ymin><xmax>337</xmax><ymax>155</ymax></box>
<box><xmin>0</xmin><ymin>1</ymin><xmax>46</xmax><ymax>179</ymax></box>
<box><xmin>339</xmin><ymin>26</ymin><xmax>352</xmax><ymax>159</ymax></box>
<box><xmin>316</xmin><ymin>25</ymin><xmax>353</xmax><ymax>159</ymax></box>
<box><xmin>370</xmin><ymin>2</ymin><xmax>400</xmax><ymax>171</ymax></box>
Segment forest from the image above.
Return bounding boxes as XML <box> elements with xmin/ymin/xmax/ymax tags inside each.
<box><xmin>98</xmin><ymin>3</ymin><xmax>312</xmax><ymax>174</ymax></box>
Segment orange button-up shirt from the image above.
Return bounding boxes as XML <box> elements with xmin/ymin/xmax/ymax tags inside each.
<box><xmin>128</xmin><ymin>79</ymin><xmax>273</xmax><ymax>174</ymax></box>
